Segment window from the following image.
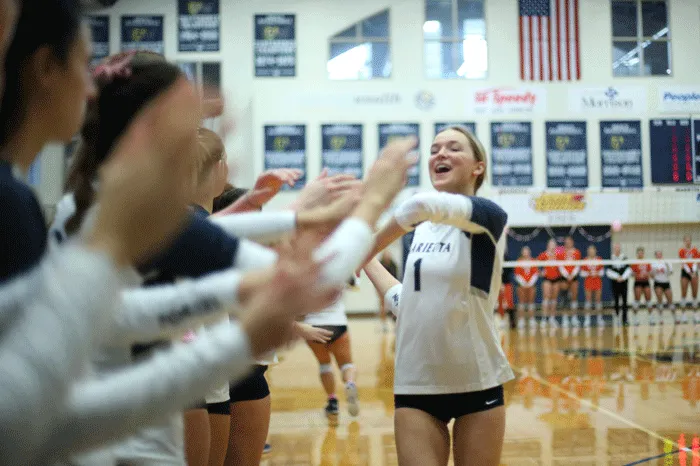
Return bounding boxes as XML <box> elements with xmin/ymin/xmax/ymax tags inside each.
<box><xmin>611</xmin><ymin>0</ymin><xmax>671</xmax><ymax>76</ymax></box>
<box><xmin>424</xmin><ymin>0</ymin><xmax>487</xmax><ymax>79</ymax></box>
<box><xmin>327</xmin><ymin>10</ymin><xmax>391</xmax><ymax>80</ymax></box>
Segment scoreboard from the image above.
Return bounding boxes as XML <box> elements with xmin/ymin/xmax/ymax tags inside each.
<box><xmin>649</xmin><ymin>119</ymin><xmax>698</xmax><ymax>184</ymax></box>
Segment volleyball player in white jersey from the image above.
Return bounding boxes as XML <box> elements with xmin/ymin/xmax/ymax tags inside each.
<box><xmin>304</xmin><ymin>290</ymin><xmax>360</xmax><ymax>419</ymax></box>
<box><xmin>362</xmin><ymin>126</ymin><xmax>514</xmax><ymax>466</ymax></box>
<box><xmin>651</xmin><ymin>250</ymin><xmax>674</xmax><ymax>324</ymax></box>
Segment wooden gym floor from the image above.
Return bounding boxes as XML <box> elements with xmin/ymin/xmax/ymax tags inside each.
<box><xmin>263</xmin><ymin>316</ymin><xmax>700</xmax><ymax>466</ymax></box>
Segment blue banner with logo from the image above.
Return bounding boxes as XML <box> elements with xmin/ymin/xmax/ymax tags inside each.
<box><xmin>378</xmin><ymin>123</ymin><xmax>420</xmax><ymax>187</ymax></box>
<box><xmin>321</xmin><ymin>124</ymin><xmax>363</xmax><ymax>179</ymax></box>
<box><xmin>434</xmin><ymin>122</ymin><xmax>476</xmax><ymax>136</ymax></box>
<box><xmin>121</xmin><ymin>16</ymin><xmax>164</xmax><ymax>54</ymax></box>
<box><xmin>178</xmin><ymin>0</ymin><xmax>219</xmax><ymax>52</ymax></box>
<box><xmin>490</xmin><ymin>122</ymin><xmax>533</xmax><ymax>187</ymax></box>
<box><xmin>264</xmin><ymin>125</ymin><xmax>306</xmax><ymax>190</ymax></box>
<box><xmin>87</xmin><ymin>16</ymin><xmax>109</xmax><ymax>66</ymax></box>
<box><xmin>545</xmin><ymin>121</ymin><xmax>588</xmax><ymax>189</ymax></box>
<box><xmin>254</xmin><ymin>14</ymin><xmax>296</xmax><ymax>77</ymax></box>
<box><xmin>599</xmin><ymin>121</ymin><xmax>643</xmax><ymax>188</ymax></box>
<box><xmin>649</xmin><ymin>119</ymin><xmax>694</xmax><ymax>185</ymax></box>
<box><xmin>695</xmin><ymin>120</ymin><xmax>700</xmax><ymax>183</ymax></box>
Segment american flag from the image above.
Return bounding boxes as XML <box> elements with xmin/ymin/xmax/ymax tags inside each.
<box><xmin>519</xmin><ymin>0</ymin><xmax>580</xmax><ymax>81</ymax></box>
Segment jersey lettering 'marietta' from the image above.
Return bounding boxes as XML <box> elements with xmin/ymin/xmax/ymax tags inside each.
<box><xmin>384</xmin><ymin>193</ymin><xmax>515</xmax><ymax>395</ymax></box>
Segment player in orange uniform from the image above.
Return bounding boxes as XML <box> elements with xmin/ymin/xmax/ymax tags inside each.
<box><xmin>538</xmin><ymin>239</ymin><xmax>561</xmax><ymax>329</ymax></box>
<box><xmin>631</xmin><ymin>246</ymin><xmax>653</xmax><ymax>325</ymax></box>
<box><xmin>558</xmin><ymin>236</ymin><xmax>582</xmax><ymax>328</ymax></box>
<box><xmin>580</xmin><ymin>245</ymin><xmax>605</xmax><ymax>328</ymax></box>
<box><xmin>679</xmin><ymin>235</ymin><xmax>699</xmax><ymax>320</ymax></box>
<box><xmin>514</xmin><ymin>246</ymin><xmax>539</xmax><ymax>330</ymax></box>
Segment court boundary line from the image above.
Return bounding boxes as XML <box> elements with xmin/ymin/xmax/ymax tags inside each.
<box><xmin>510</xmin><ymin>365</ymin><xmax>681</xmax><ymax>450</ymax></box>
<box><xmin>623</xmin><ymin>449</ymin><xmax>680</xmax><ymax>466</ymax></box>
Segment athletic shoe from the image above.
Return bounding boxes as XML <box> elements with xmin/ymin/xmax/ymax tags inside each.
<box><xmin>528</xmin><ymin>317</ymin><xmax>537</xmax><ymax>329</ymax></box>
<box><xmin>263</xmin><ymin>444</ymin><xmax>272</xmax><ymax>455</ymax></box>
<box><xmin>517</xmin><ymin>318</ymin><xmax>526</xmax><ymax>330</ymax></box>
<box><xmin>571</xmin><ymin>315</ymin><xmax>580</xmax><ymax>328</ymax></box>
<box><xmin>561</xmin><ymin>316</ymin><xmax>570</xmax><ymax>328</ymax></box>
<box><xmin>345</xmin><ymin>383</ymin><xmax>360</xmax><ymax>417</ymax></box>
<box><xmin>582</xmin><ymin>315</ymin><xmax>591</xmax><ymax>328</ymax></box>
<box><xmin>325</xmin><ymin>398</ymin><xmax>339</xmax><ymax>417</ymax></box>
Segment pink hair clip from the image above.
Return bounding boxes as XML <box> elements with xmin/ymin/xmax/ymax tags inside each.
<box><xmin>92</xmin><ymin>51</ymin><xmax>137</xmax><ymax>82</ymax></box>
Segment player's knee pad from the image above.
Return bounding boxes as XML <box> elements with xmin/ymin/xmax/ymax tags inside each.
<box><xmin>319</xmin><ymin>363</ymin><xmax>333</xmax><ymax>375</ymax></box>
<box><xmin>340</xmin><ymin>363</ymin><xmax>354</xmax><ymax>373</ymax></box>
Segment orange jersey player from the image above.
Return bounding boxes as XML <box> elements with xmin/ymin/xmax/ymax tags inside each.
<box><xmin>580</xmin><ymin>245</ymin><xmax>605</xmax><ymax>327</ymax></box>
<box><xmin>538</xmin><ymin>239</ymin><xmax>562</xmax><ymax>328</ymax></box>
<box><xmin>559</xmin><ymin>236</ymin><xmax>582</xmax><ymax>327</ymax></box>
<box><xmin>679</xmin><ymin>235</ymin><xmax>699</xmax><ymax>314</ymax></box>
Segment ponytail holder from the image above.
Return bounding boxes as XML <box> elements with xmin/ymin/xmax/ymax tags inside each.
<box><xmin>92</xmin><ymin>51</ymin><xmax>137</xmax><ymax>82</ymax></box>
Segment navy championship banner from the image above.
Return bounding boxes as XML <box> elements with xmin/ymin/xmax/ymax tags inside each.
<box><xmin>87</xmin><ymin>16</ymin><xmax>109</xmax><ymax>66</ymax></box>
<box><xmin>490</xmin><ymin>122</ymin><xmax>533</xmax><ymax>187</ymax></box>
<box><xmin>264</xmin><ymin>125</ymin><xmax>306</xmax><ymax>190</ymax></box>
<box><xmin>321</xmin><ymin>124</ymin><xmax>363</xmax><ymax>179</ymax></box>
<box><xmin>178</xmin><ymin>0</ymin><xmax>220</xmax><ymax>52</ymax></box>
<box><xmin>435</xmin><ymin>122</ymin><xmax>476</xmax><ymax>136</ymax></box>
<box><xmin>254</xmin><ymin>14</ymin><xmax>296</xmax><ymax>77</ymax></box>
<box><xmin>378</xmin><ymin>124</ymin><xmax>420</xmax><ymax>187</ymax></box>
<box><xmin>545</xmin><ymin>121</ymin><xmax>588</xmax><ymax>189</ymax></box>
<box><xmin>695</xmin><ymin>120</ymin><xmax>700</xmax><ymax>183</ymax></box>
<box><xmin>649</xmin><ymin>119</ymin><xmax>694</xmax><ymax>184</ymax></box>
<box><xmin>121</xmin><ymin>15</ymin><xmax>164</xmax><ymax>54</ymax></box>
<box><xmin>600</xmin><ymin>121</ymin><xmax>643</xmax><ymax>188</ymax></box>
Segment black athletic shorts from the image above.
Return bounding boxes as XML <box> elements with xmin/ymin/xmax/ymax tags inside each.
<box><xmin>206</xmin><ymin>400</ymin><xmax>231</xmax><ymax>415</ymax></box>
<box><xmin>635</xmin><ymin>280</ymin><xmax>651</xmax><ymax>289</ymax></box>
<box><xmin>314</xmin><ymin>325</ymin><xmax>348</xmax><ymax>345</ymax></box>
<box><xmin>394</xmin><ymin>385</ymin><xmax>504</xmax><ymax>424</ymax></box>
<box><xmin>681</xmin><ymin>269</ymin><xmax>695</xmax><ymax>281</ymax></box>
<box><xmin>655</xmin><ymin>282</ymin><xmax>671</xmax><ymax>291</ymax></box>
<box><xmin>229</xmin><ymin>365</ymin><xmax>269</xmax><ymax>402</ymax></box>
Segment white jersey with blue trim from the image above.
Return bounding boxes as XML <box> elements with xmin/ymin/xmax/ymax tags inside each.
<box><xmin>387</xmin><ymin>192</ymin><xmax>514</xmax><ymax>395</ymax></box>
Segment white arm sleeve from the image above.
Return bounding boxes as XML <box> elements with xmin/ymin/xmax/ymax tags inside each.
<box><xmin>209</xmin><ymin>211</ymin><xmax>296</xmax><ymax>244</ymax></box>
<box><xmin>559</xmin><ymin>266</ymin><xmax>569</xmax><ymax>279</ymax></box>
<box><xmin>394</xmin><ymin>192</ymin><xmax>508</xmax><ymax>244</ymax></box>
<box><xmin>621</xmin><ymin>267</ymin><xmax>632</xmax><ymax>280</ymax></box>
<box><xmin>606</xmin><ymin>269</ymin><xmax>620</xmax><ymax>280</ymax></box>
<box><xmin>598</xmin><ymin>268</ymin><xmax>605</xmax><ymax>277</ymax></box>
<box><xmin>232</xmin><ymin>217</ymin><xmax>373</xmax><ymax>287</ymax></box>
<box><xmin>38</xmin><ymin>320</ymin><xmax>253</xmax><ymax>463</ymax></box>
<box><xmin>234</xmin><ymin>239</ymin><xmax>279</xmax><ymax>270</ymax></box>
<box><xmin>111</xmin><ymin>269</ymin><xmax>243</xmax><ymax>344</ymax></box>
<box><xmin>0</xmin><ymin>244</ymin><xmax>123</xmax><ymax>465</ymax></box>
<box><xmin>514</xmin><ymin>275</ymin><xmax>527</xmax><ymax>287</ymax></box>
<box><xmin>527</xmin><ymin>274</ymin><xmax>539</xmax><ymax>287</ymax></box>
<box><xmin>384</xmin><ymin>284</ymin><xmax>403</xmax><ymax>316</ymax></box>
<box><xmin>571</xmin><ymin>265</ymin><xmax>580</xmax><ymax>276</ymax></box>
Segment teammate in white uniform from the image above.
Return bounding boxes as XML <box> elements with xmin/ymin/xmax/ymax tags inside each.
<box><xmin>304</xmin><ymin>289</ymin><xmax>360</xmax><ymax>419</ymax></box>
<box><xmin>362</xmin><ymin>126</ymin><xmax>514</xmax><ymax>466</ymax></box>
<box><xmin>651</xmin><ymin>250</ymin><xmax>674</xmax><ymax>322</ymax></box>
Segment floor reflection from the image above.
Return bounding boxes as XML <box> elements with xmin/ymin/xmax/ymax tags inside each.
<box><xmin>265</xmin><ymin>316</ymin><xmax>700</xmax><ymax>465</ymax></box>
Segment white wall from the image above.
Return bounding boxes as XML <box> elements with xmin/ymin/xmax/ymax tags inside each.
<box><xmin>39</xmin><ymin>0</ymin><xmax>700</xmax><ymax>311</ymax></box>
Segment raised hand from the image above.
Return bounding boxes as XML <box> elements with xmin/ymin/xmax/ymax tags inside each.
<box><xmin>294</xmin><ymin>323</ymin><xmax>333</xmax><ymax>344</ymax></box>
<box><xmin>291</xmin><ymin>170</ymin><xmax>362</xmax><ymax>211</ymax></box>
<box><xmin>247</xmin><ymin>169</ymin><xmax>303</xmax><ymax>207</ymax></box>
<box><xmin>238</xmin><ymin>233</ymin><xmax>341</xmax><ymax>357</ymax></box>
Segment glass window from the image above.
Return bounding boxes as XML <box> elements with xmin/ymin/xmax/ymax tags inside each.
<box><xmin>362</xmin><ymin>11</ymin><xmax>390</xmax><ymax>38</ymax></box>
<box><xmin>612</xmin><ymin>41</ymin><xmax>641</xmax><ymax>76</ymax></box>
<box><xmin>611</xmin><ymin>0</ymin><xmax>670</xmax><ymax>76</ymax></box>
<box><xmin>641</xmin><ymin>1</ymin><xmax>667</xmax><ymax>37</ymax></box>
<box><xmin>611</xmin><ymin>1</ymin><xmax>638</xmax><ymax>37</ymax></box>
<box><xmin>328</xmin><ymin>9</ymin><xmax>391</xmax><ymax>80</ymax></box>
<box><xmin>424</xmin><ymin>0</ymin><xmax>487</xmax><ymax>79</ymax></box>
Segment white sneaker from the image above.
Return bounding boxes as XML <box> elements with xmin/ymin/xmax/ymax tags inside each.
<box><xmin>583</xmin><ymin>315</ymin><xmax>591</xmax><ymax>328</ymax></box>
<box><xmin>571</xmin><ymin>315</ymin><xmax>580</xmax><ymax>328</ymax></box>
<box><xmin>540</xmin><ymin>318</ymin><xmax>547</xmax><ymax>329</ymax></box>
<box><xmin>529</xmin><ymin>317</ymin><xmax>537</xmax><ymax>329</ymax></box>
<box><xmin>517</xmin><ymin>318</ymin><xmax>526</xmax><ymax>329</ymax></box>
<box><xmin>549</xmin><ymin>317</ymin><xmax>558</xmax><ymax>328</ymax></box>
<box><xmin>596</xmin><ymin>315</ymin><xmax>605</xmax><ymax>327</ymax></box>
<box><xmin>345</xmin><ymin>383</ymin><xmax>360</xmax><ymax>417</ymax></box>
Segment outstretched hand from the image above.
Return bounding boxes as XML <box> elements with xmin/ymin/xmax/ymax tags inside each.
<box><xmin>291</xmin><ymin>169</ymin><xmax>362</xmax><ymax>211</ymax></box>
